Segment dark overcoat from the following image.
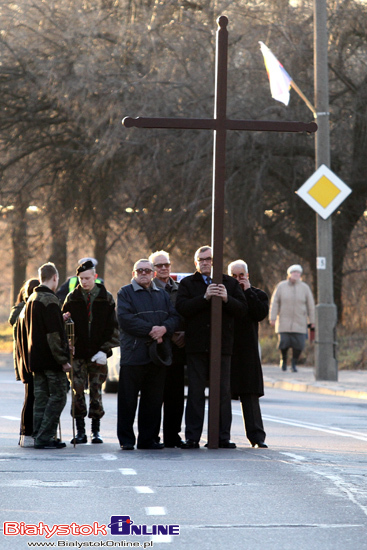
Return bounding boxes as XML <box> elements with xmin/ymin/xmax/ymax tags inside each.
<box><xmin>231</xmin><ymin>286</ymin><xmax>269</xmax><ymax>396</ymax></box>
<box><xmin>175</xmin><ymin>272</ymin><xmax>248</xmax><ymax>355</ymax></box>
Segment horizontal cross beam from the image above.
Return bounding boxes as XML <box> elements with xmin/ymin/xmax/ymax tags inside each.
<box><xmin>123</xmin><ymin>116</ymin><xmax>317</xmax><ymax>134</ymax></box>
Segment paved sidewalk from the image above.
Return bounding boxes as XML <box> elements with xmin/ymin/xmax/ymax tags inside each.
<box><xmin>263</xmin><ymin>364</ymin><xmax>367</xmax><ymax>400</ymax></box>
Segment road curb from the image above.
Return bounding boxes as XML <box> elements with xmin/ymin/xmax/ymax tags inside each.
<box><xmin>264</xmin><ymin>380</ymin><xmax>367</xmax><ymax>400</ymax></box>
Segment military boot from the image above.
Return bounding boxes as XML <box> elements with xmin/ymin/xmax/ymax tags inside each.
<box><xmin>91</xmin><ymin>419</ymin><xmax>103</xmax><ymax>444</ymax></box>
<box><xmin>71</xmin><ymin>417</ymin><xmax>87</xmax><ymax>444</ymax></box>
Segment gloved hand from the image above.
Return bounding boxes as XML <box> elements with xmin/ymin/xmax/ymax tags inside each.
<box><xmin>91</xmin><ymin>351</ymin><xmax>107</xmax><ymax>365</ymax></box>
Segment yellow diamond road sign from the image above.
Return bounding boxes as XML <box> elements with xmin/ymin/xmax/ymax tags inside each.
<box><xmin>296</xmin><ymin>164</ymin><xmax>352</xmax><ymax>220</ymax></box>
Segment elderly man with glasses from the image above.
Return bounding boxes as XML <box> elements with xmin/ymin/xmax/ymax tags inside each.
<box><xmin>149</xmin><ymin>250</ymin><xmax>186</xmax><ymax>448</ymax></box>
<box><xmin>176</xmin><ymin>246</ymin><xmax>248</xmax><ymax>449</ymax></box>
<box><xmin>117</xmin><ymin>259</ymin><xmax>180</xmax><ymax>450</ymax></box>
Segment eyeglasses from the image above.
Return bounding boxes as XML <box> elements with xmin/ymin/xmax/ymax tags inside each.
<box><xmin>135</xmin><ymin>268</ymin><xmax>153</xmax><ymax>274</ymax></box>
<box><xmin>198</xmin><ymin>257</ymin><xmax>213</xmax><ymax>263</ymax></box>
<box><xmin>231</xmin><ymin>273</ymin><xmax>246</xmax><ymax>279</ymax></box>
<box><xmin>154</xmin><ymin>263</ymin><xmax>171</xmax><ymax>268</ymax></box>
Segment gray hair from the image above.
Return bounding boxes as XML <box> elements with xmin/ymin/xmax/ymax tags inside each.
<box><xmin>133</xmin><ymin>259</ymin><xmax>154</xmax><ymax>271</ymax></box>
<box><xmin>227</xmin><ymin>259</ymin><xmax>248</xmax><ymax>275</ymax></box>
<box><xmin>149</xmin><ymin>250</ymin><xmax>170</xmax><ymax>265</ymax></box>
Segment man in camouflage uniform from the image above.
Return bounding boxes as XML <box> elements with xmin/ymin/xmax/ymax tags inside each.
<box><xmin>23</xmin><ymin>262</ymin><xmax>71</xmax><ymax>449</ymax></box>
<box><xmin>63</xmin><ymin>260</ymin><xmax>119</xmax><ymax>444</ymax></box>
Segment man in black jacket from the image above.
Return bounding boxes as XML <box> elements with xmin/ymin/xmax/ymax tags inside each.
<box><xmin>23</xmin><ymin>262</ymin><xmax>71</xmax><ymax>449</ymax></box>
<box><xmin>228</xmin><ymin>260</ymin><xmax>269</xmax><ymax>448</ymax></box>
<box><xmin>63</xmin><ymin>260</ymin><xmax>119</xmax><ymax>444</ymax></box>
<box><xmin>176</xmin><ymin>246</ymin><xmax>248</xmax><ymax>449</ymax></box>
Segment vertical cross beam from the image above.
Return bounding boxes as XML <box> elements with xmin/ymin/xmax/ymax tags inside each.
<box><xmin>208</xmin><ymin>16</ymin><xmax>228</xmax><ymax>449</ymax></box>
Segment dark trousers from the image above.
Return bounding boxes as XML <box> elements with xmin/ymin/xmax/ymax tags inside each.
<box><xmin>239</xmin><ymin>394</ymin><xmax>266</xmax><ymax>445</ymax></box>
<box><xmin>20</xmin><ymin>378</ymin><xmax>34</xmax><ymax>436</ymax></box>
<box><xmin>185</xmin><ymin>353</ymin><xmax>232</xmax><ymax>442</ymax></box>
<box><xmin>118</xmin><ymin>363</ymin><xmax>166</xmax><ymax>447</ymax></box>
<box><xmin>162</xmin><ymin>362</ymin><xmax>185</xmax><ymax>444</ymax></box>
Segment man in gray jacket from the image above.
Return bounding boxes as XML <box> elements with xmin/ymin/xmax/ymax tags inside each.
<box><xmin>117</xmin><ymin>259</ymin><xmax>180</xmax><ymax>450</ymax></box>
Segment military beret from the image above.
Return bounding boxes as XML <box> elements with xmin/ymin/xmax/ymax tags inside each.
<box><xmin>76</xmin><ymin>260</ymin><xmax>95</xmax><ymax>275</ymax></box>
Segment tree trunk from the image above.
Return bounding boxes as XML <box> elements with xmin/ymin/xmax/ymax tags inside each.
<box><xmin>48</xmin><ymin>216</ymin><xmax>68</xmax><ymax>285</ymax></box>
<box><xmin>11</xmin><ymin>193</ymin><xmax>28</xmax><ymax>304</ymax></box>
<box><xmin>93</xmin><ymin>225</ymin><xmax>107</xmax><ymax>280</ymax></box>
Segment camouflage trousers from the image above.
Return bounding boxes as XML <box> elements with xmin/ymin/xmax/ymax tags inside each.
<box><xmin>33</xmin><ymin>370</ymin><xmax>68</xmax><ymax>446</ymax></box>
<box><xmin>70</xmin><ymin>359</ymin><xmax>108</xmax><ymax>420</ymax></box>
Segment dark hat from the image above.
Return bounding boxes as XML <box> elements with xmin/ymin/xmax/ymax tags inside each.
<box><xmin>76</xmin><ymin>260</ymin><xmax>95</xmax><ymax>275</ymax></box>
<box><xmin>148</xmin><ymin>337</ymin><xmax>172</xmax><ymax>367</ymax></box>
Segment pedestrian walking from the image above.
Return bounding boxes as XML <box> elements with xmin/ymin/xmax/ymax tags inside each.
<box><xmin>269</xmin><ymin>264</ymin><xmax>315</xmax><ymax>372</ymax></box>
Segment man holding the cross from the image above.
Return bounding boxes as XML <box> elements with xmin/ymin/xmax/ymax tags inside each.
<box><xmin>176</xmin><ymin>246</ymin><xmax>247</xmax><ymax>448</ymax></box>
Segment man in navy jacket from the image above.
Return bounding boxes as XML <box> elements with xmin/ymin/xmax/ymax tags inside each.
<box><xmin>117</xmin><ymin>259</ymin><xmax>180</xmax><ymax>450</ymax></box>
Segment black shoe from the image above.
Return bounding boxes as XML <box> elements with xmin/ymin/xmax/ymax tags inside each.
<box><xmin>91</xmin><ymin>419</ymin><xmax>103</xmax><ymax>444</ymax></box>
<box><xmin>34</xmin><ymin>440</ymin><xmax>66</xmax><ymax>449</ymax></box>
<box><xmin>252</xmin><ymin>441</ymin><xmax>268</xmax><ymax>448</ymax></box>
<box><xmin>120</xmin><ymin>444</ymin><xmax>134</xmax><ymax>451</ymax></box>
<box><xmin>71</xmin><ymin>418</ymin><xmax>87</xmax><ymax>444</ymax></box>
<box><xmin>219</xmin><ymin>440</ymin><xmax>237</xmax><ymax>449</ymax></box>
<box><xmin>164</xmin><ymin>438</ymin><xmax>183</xmax><ymax>448</ymax></box>
<box><xmin>180</xmin><ymin>439</ymin><xmax>200</xmax><ymax>449</ymax></box>
<box><xmin>291</xmin><ymin>361</ymin><xmax>298</xmax><ymax>373</ymax></box>
<box><xmin>137</xmin><ymin>442</ymin><xmax>164</xmax><ymax>450</ymax></box>
<box><xmin>70</xmin><ymin>433</ymin><xmax>87</xmax><ymax>444</ymax></box>
<box><xmin>280</xmin><ymin>361</ymin><xmax>287</xmax><ymax>371</ymax></box>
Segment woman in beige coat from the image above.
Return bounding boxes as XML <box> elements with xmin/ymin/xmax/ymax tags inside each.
<box><xmin>269</xmin><ymin>265</ymin><xmax>315</xmax><ymax>372</ymax></box>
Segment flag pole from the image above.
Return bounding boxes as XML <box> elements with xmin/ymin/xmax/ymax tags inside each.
<box><xmin>290</xmin><ymin>80</ymin><xmax>316</xmax><ymax>116</ymax></box>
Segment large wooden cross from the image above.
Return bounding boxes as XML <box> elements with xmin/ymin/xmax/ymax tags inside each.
<box><xmin>122</xmin><ymin>16</ymin><xmax>317</xmax><ymax>449</ymax></box>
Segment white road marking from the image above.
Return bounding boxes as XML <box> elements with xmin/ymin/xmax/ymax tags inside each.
<box><xmin>280</xmin><ymin>452</ymin><xmax>307</xmax><ymax>461</ymax></box>
<box><xmin>119</xmin><ymin>468</ymin><xmax>137</xmax><ymax>475</ymax></box>
<box><xmin>135</xmin><ymin>486</ymin><xmax>154</xmax><ymax>493</ymax></box>
<box><xmin>145</xmin><ymin>506</ymin><xmax>166</xmax><ymax>515</ymax></box>
<box><xmin>233</xmin><ymin>411</ymin><xmax>367</xmax><ymax>442</ymax></box>
<box><xmin>2</xmin><ymin>416</ymin><xmax>20</xmax><ymax>421</ymax></box>
<box><xmin>314</xmin><ymin>471</ymin><xmax>367</xmax><ymax>518</ymax></box>
<box><xmin>101</xmin><ymin>454</ymin><xmax>117</xmax><ymax>460</ymax></box>
<box><xmin>6</xmin><ymin>480</ymin><xmax>87</xmax><ymax>487</ymax></box>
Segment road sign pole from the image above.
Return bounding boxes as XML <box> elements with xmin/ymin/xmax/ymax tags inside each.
<box><xmin>314</xmin><ymin>0</ymin><xmax>338</xmax><ymax>381</ymax></box>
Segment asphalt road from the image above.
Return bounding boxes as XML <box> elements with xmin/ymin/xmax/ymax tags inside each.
<box><xmin>1</xmin><ymin>361</ymin><xmax>366</xmax><ymax>550</ymax></box>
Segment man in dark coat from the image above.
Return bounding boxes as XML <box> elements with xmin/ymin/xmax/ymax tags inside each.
<box><xmin>228</xmin><ymin>260</ymin><xmax>269</xmax><ymax>448</ymax></box>
<box><xmin>175</xmin><ymin>246</ymin><xmax>248</xmax><ymax>449</ymax></box>
<box><xmin>62</xmin><ymin>260</ymin><xmax>119</xmax><ymax>444</ymax></box>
